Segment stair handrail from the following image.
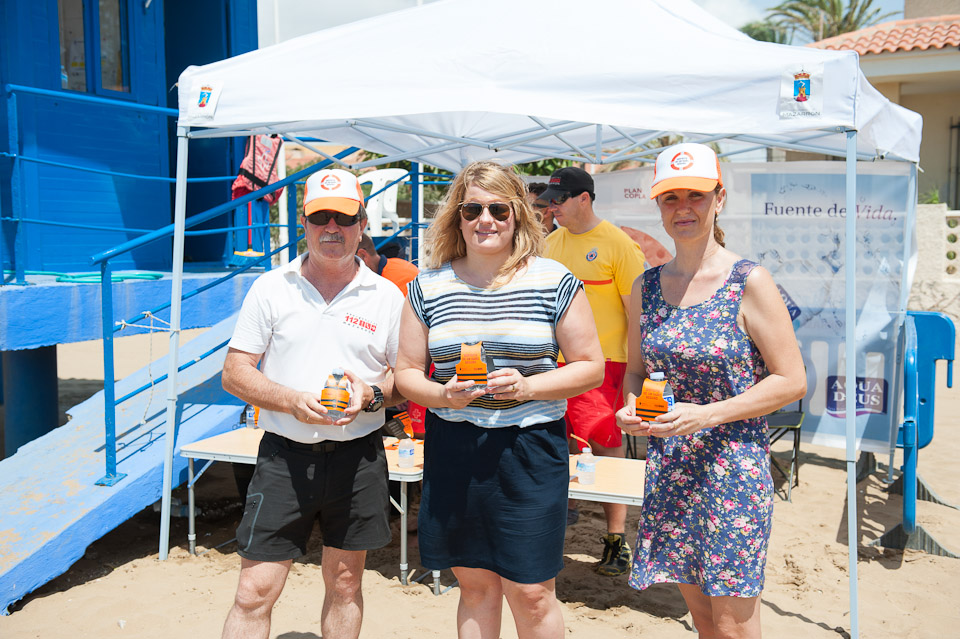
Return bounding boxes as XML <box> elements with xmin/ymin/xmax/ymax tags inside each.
<box><xmin>93</xmin><ymin>149</ymin><xmax>358</xmax><ymax>486</ymax></box>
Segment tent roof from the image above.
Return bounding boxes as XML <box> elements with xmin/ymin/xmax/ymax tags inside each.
<box><xmin>176</xmin><ymin>0</ymin><xmax>922</xmax><ymax>170</ymax></box>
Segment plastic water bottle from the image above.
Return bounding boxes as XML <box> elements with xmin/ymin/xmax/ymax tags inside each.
<box><xmin>321</xmin><ymin>368</ymin><xmax>351</xmax><ymax>420</ymax></box>
<box><xmin>398</xmin><ymin>438</ymin><xmax>416</xmax><ymax>468</ymax></box>
<box><xmin>245</xmin><ymin>403</ymin><xmax>257</xmax><ymax>427</ymax></box>
<box><xmin>650</xmin><ymin>372</ymin><xmax>675</xmax><ymax>411</ymax></box>
<box><xmin>576</xmin><ymin>447</ymin><xmax>596</xmax><ymax>485</ymax></box>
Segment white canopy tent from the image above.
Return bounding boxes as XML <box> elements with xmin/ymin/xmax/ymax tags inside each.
<box><xmin>169</xmin><ymin>1</ymin><xmax>922</xmax><ymax>636</ymax></box>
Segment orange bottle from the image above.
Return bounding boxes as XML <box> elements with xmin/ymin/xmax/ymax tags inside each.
<box><xmin>636</xmin><ymin>372</ymin><xmax>674</xmax><ymax>420</ymax></box>
<box><xmin>456</xmin><ymin>341</ymin><xmax>490</xmax><ymax>390</ymax></box>
<box><xmin>321</xmin><ymin>368</ymin><xmax>352</xmax><ymax>419</ymax></box>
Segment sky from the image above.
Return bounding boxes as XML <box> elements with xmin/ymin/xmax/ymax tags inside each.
<box><xmin>259</xmin><ymin>0</ymin><xmax>906</xmax><ymax>45</ymax></box>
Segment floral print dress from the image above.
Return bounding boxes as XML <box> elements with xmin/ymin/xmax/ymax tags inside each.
<box><xmin>628</xmin><ymin>259</ymin><xmax>773</xmax><ymax>598</ymax></box>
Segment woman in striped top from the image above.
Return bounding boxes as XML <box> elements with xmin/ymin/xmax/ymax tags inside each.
<box><xmin>396</xmin><ymin>161</ymin><xmax>603</xmax><ymax>639</ymax></box>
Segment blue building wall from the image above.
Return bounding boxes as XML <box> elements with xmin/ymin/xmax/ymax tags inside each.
<box><xmin>164</xmin><ymin>0</ymin><xmax>260</xmax><ymax>265</ymax></box>
<box><xmin>0</xmin><ymin>0</ymin><xmax>260</xmax><ymax>275</ymax></box>
<box><xmin>1</xmin><ymin>0</ymin><xmax>170</xmax><ymax>272</ymax></box>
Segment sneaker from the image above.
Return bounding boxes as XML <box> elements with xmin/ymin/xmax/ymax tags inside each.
<box><xmin>596</xmin><ymin>533</ymin><xmax>631</xmax><ymax>576</ymax></box>
<box><xmin>566</xmin><ymin>508</ymin><xmax>580</xmax><ymax>526</ymax></box>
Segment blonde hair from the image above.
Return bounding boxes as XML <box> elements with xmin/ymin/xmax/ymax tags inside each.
<box><xmin>425</xmin><ymin>161</ymin><xmax>544</xmax><ymax>284</ymax></box>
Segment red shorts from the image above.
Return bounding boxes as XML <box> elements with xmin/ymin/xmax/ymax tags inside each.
<box><xmin>562</xmin><ymin>360</ymin><xmax>626</xmax><ymax>449</ymax></box>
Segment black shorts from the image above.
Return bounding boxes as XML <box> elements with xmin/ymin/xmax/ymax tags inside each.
<box><xmin>236</xmin><ymin>430</ymin><xmax>391</xmax><ymax>561</ymax></box>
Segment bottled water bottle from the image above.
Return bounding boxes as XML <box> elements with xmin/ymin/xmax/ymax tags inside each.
<box><xmin>398</xmin><ymin>438</ymin><xmax>416</xmax><ymax>468</ymax></box>
<box><xmin>245</xmin><ymin>403</ymin><xmax>257</xmax><ymax>427</ymax></box>
<box><xmin>650</xmin><ymin>371</ymin><xmax>675</xmax><ymax>411</ymax></box>
<box><xmin>576</xmin><ymin>447</ymin><xmax>596</xmax><ymax>485</ymax></box>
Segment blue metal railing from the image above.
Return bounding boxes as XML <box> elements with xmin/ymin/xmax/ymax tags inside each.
<box><xmin>92</xmin><ymin>148</ymin><xmax>360</xmax><ymax>486</ymax></box>
<box><xmin>4</xmin><ymin>84</ymin><xmax>440</xmax><ymax>485</ymax></box>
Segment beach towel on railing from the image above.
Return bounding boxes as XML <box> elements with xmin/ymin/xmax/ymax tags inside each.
<box><xmin>231</xmin><ymin>134</ymin><xmax>283</xmax><ymax>204</ymax></box>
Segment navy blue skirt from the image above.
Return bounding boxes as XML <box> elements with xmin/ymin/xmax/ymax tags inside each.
<box><xmin>418</xmin><ymin>412</ymin><xmax>569</xmax><ymax>584</ymax></box>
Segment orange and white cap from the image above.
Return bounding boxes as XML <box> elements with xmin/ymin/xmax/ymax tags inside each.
<box><xmin>303</xmin><ymin>169</ymin><xmax>364</xmax><ymax>216</ymax></box>
<box><xmin>650</xmin><ymin>143</ymin><xmax>722</xmax><ymax>199</ymax></box>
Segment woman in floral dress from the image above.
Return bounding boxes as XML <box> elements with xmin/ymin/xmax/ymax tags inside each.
<box><xmin>615</xmin><ymin>143</ymin><xmax>806</xmax><ymax>639</ymax></box>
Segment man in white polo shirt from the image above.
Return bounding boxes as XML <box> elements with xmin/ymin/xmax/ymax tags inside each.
<box><xmin>220</xmin><ymin>168</ymin><xmax>405</xmax><ymax>639</ymax></box>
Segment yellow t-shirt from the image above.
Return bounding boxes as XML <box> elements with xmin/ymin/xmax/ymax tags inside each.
<box><xmin>545</xmin><ymin>220</ymin><xmax>645</xmax><ymax>362</ymax></box>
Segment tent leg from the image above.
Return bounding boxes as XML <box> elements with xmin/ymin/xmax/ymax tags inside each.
<box><xmin>843</xmin><ymin>129</ymin><xmax>859</xmax><ymax>639</ymax></box>
<box><xmin>160</xmin><ymin>126</ymin><xmax>190</xmax><ymax>560</ymax></box>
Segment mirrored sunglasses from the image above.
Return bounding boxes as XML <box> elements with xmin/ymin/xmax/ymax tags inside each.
<box><xmin>459</xmin><ymin>202</ymin><xmax>512</xmax><ymax>222</ymax></box>
<box><xmin>306</xmin><ymin>210</ymin><xmax>361</xmax><ymax>226</ymax></box>
<box><xmin>549</xmin><ymin>192</ymin><xmax>572</xmax><ymax>207</ymax></box>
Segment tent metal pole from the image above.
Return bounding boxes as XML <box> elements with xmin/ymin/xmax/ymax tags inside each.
<box><xmin>595</xmin><ymin>124</ymin><xmax>603</xmax><ymax>164</ymax></box>
<box><xmin>411</xmin><ymin>162</ymin><xmax>421</xmax><ymax>266</ymax></box>
<box><xmin>159</xmin><ymin>126</ymin><xmax>190</xmax><ymax>560</ymax></box>
<box><xmin>844</xmin><ymin>129</ymin><xmax>860</xmax><ymax>639</ymax></box>
<box><xmin>276</xmin><ymin>140</ymin><xmax>289</xmax><ymax>266</ymax></box>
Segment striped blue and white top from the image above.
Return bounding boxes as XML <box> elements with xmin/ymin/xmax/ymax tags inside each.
<box><xmin>408</xmin><ymin>257</ymin><xmax>582</xmax><ymax>428</ymax></box>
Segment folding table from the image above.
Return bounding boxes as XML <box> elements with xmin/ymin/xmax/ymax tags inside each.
<box><xmin>180</xmin><ymin>430</ymin><xmax>645</xmax><ymax>596</ymax></box>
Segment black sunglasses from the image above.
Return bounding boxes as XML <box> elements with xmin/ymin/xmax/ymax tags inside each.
<box><xmin>532</xmin><ymin>201</ymin><xmax>548</xmax><ymax>210</ymax></box>
<box><xmin>459</xmin><ymin>202</ymin><xmax>512</xmax><ymax>222</ymax></box>
<box><xmin>306</xmin><ymin>210</ymin><xmax>361</xmax><ymax>226</ymax></box>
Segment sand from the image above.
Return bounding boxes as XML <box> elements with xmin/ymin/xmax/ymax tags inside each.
<box><xmin>1</xmin><ymin>335</ymin><xmax>958</xmax><ymax>638</ymax></box>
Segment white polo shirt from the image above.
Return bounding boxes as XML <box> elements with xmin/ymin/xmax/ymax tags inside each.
<box><xmin>228</xmin><ymin>254</ymin><xmax>404</xmax><ymax>442</ymax></box>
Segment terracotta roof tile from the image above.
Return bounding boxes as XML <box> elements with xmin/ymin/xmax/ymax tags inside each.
<box><xmin>809</xmin><ymin>16</ymin><xmax>960</xmax><ymax>54</ymax></box>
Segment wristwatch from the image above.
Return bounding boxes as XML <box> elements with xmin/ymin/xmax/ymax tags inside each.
<box><xmin>364</xmin><ymin>385</ymin><xmax>384</xmax><ymax>413</ymax></box>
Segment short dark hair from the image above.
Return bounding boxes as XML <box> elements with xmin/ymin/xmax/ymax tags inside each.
<box><xmin>358</xmin><ymin>232</ymin><xmax>377</xmax><ymax>255</ymax></box>
<box><xmin>527</xmin><ymin>182</ymin><xmax>548</xmax><ymax>197</ymax></box>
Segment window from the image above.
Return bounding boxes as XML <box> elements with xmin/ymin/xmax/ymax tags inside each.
<box><xmin>98</xmin><ymin>0</ymin><xmax>129</xmax><ymax>92</ymax></box>
<box><xmin>58</xmin><ymin>0</ymin><xmax>86</xmax><ymax>91</ymax></box>
<box><xmin>57</xmin><ymin>0</ymin><xmax>130</xmax><ymax>94</ymax></box>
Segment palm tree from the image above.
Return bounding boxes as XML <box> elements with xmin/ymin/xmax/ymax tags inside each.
<box><xmin>765</xmin><ymin>0</ymin><xmax>898</xmax><ymax>43</ymax></box>
<box><xmin>740</xmin><ymin>20</ymin><xmax>790</xmax><ymax>44</ymax></box>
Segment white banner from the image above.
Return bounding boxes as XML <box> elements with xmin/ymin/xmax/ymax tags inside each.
<box><xmin>593</xmin><ymin>161</ymin><xmax>915</xmax><ymax>452</ymax></box>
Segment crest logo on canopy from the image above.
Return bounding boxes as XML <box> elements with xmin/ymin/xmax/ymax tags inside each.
<box><xmin>198</xmin><ymin>86</ymin><xmax>213</xmax><ymax>108</ymax></box>
<box><xmin>794</xmin><ymin>71</ymin><xmax>811</xmax><ymax>102</ymax></box>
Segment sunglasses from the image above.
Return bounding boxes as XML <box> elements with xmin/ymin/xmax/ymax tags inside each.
<box><xmin>548</xmin><ymin>192</ymin><xmax>572</xmax><ymax>207</ymax></box>
<box><xmin>532</xmin><ymin>201</ymin><xmax>548</xmax><ymax>210</ymax></box>
<box><xmin>306</xmin><ymin>210</ymin><xmax>361</xmax><ymax>226</ymax></box>
<box><xmin>459</xmin><ymin>202</ymin><xmax>512</xmax><ymax>222</ymax></box>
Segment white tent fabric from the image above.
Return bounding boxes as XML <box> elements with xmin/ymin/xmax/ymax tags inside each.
<box><xmin>177</xmin><ymin>0</ymin><xmax>921</xmax><ymax>167</ymax></box>
<box><xmin>170</xmin><ymin>2</ymin><xmax>923</xmax><ymax>638</ymax></box>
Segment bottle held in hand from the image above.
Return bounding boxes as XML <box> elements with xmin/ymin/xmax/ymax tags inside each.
<box><xmin>457</xmin><ymin>340</ymin><xmax>495</xmax><ymax>391</ymax></box>
<box><xmin>320</xmin><ymin>368</ymin><xmax>352</xmax><ymax>420</ymax></box>
<box><xmin>636</xmin><ymin>371</ymin><xmax>674</xmax><ymax>420</ymax></box>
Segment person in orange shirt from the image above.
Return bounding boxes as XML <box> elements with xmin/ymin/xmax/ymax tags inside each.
<box><xmin>357</xmin><ymin>233</ymin><xmax>419</xmax><ymax>297</ymax></box>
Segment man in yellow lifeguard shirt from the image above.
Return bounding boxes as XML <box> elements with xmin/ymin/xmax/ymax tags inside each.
<box><xmin>541</xmin><ymin>166</ymin><xmax>645</xmax><ymax>577</ymax></box>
